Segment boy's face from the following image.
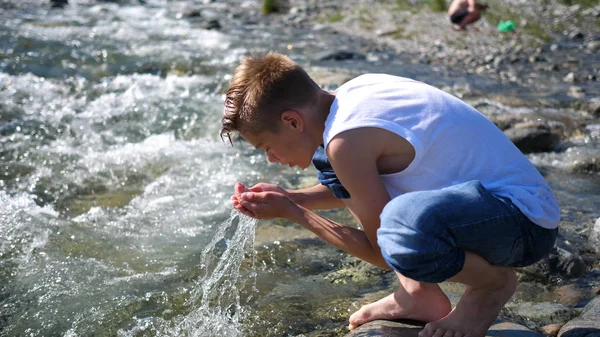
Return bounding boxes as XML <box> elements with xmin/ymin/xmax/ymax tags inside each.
<box><xmin>242</xmin><ymin>125</ymin><xmax>314</xmax><ymax>170</ymax></box>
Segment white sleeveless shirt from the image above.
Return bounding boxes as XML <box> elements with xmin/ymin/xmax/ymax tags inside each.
<box><xmin>323</xmin><ymin>74</ymin><xmax>559</xmax><ymax>229</ymax></box>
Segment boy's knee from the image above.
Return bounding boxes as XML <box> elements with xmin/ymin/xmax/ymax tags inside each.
<box><xmin>378</xmin><ymin>193</ymin><xmax>461</xmax><ymax>283</ymax></box>
<box><xmin>380</xmin><ymin>193</ymin><xmax>442</xmax><ymax>232</ymax></box>
<box><xmin>380</xmin><ymin>247</ymin><xmax>464</xmax><ymax>283</ymax></box>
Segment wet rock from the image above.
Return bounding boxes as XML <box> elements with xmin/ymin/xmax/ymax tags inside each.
<box><xmin>50</xmin><ymin>0</ymin><xmax>68</xmax><ymax>8</ymax></box>
<box><xmin>178</xmin><ymin>9</ymin><xmax>202</xmax><ymax>18</ymax></box>
<box><xmin>568</xmin><ymin>86</ymin><xmax>586</xmax><ymax>99</ymax></box>
<box><xmin>591</xmin><ymin>218</ymin><xmax>600</xmax><ymax>250</ymax></box>
<box><xmin>587</xmin><ymin>41</ymin><xmax>600</xmax><ymax>53</ymax></box>
<box><xmin>503</xmin><ymin>123</ymin><xmax>560</xmax><ymax>153</ymax></box>
<box><xmin>344</xmin><ymin>320</ymin><xmax>544</xmax><ymax>337</ymax></box>
<box><xmin>505</xmin><ymin>302</ymin><xmax>578</xmax><ymax>327</ymax></box>
<box><xmin>544</xmin><ymin>324</ymin><xmax>565</xmax><ymax>336</ymax></box>
<box><xmin>581</xmin><ymin>98</ymin><xmax>600</xmax><ymax>117</ymax></box>
<box><xmin>571</xmin><ymin>157</ymin><xmax>600</xmax><ymax>174</ymax></box>
<box><xmin>564</xmin><ymin>72</ymin><xmax>577</xmax><ymax>83</ymax></box>
<box><xmin>488</xmin><ymin>321</ymin><xmax>545</xmax><ymax>337</ymax></box>
<box><xmin>57</xmin><ymin>189</ymin><xmax>141</xmax><ymax>216</ymax></box>
<box><xmin>568</xmin><ymin>31</ymin><xmax>585</xmax><ymax>41</ymax></box>
<box><xmin>314</xmin><ymin>50</ymin><xmax>366</xmax><ymax>61</ymax></box>
<box><xmin>200</xmin><ymin>19</ymin><xmax>221</xmax><ymax>30</ymax></box>
<box><xmin>520</xmin><ymin>246</ymin><xmax>587</xmax><ymax>282</ymax></box>
<box><xmin>324</xmin><ymin>259</ymin><xmax>389</xmax><ymax>285</ymax></box>
<box><xmin>555</xmin><ymin>284</ymin><xmax>595</xmax><ymax>307</ymax></box>
<box><xmin>344</xmin><ymin>319</ymin><xmax>423</xmax><ymax>337</ymax></box>
<box><xmin>558</xmin><ymin>296</ymin><xmax>600</xmax><ymax>337</ymax></box>
<box><xmin>0</xmin><ymin>163</ymin><xmax>36</xmax><ymax>181</ymax></box>
<box><xmin>515</xmin><ymin>281</ymin><xmax>552</xmax><ymax>303</ymax></box>
<box><xmin>529</xmin><ymin>55</ymin><xmax>545</xmax><ymax>63</ymax></box>
<box><xmin>484</xmin><ymin>54</ymin><xmax>496</xmax><ymax>63</ymax></box>
<box><xmin>253</xmin><ymin>237</ymin><xmax>344</xmax><ymax>273</ymax></box>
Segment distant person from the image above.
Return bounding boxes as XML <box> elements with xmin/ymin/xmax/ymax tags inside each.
<box><xmin>222</xmin><ymin>52</ymin><xmax>559</xmax><ymax>337</ymax></box>
<box><xmin>448</xmin><ymin>0</ymin><xmax>488</xmax><ymax>31</ymax></box>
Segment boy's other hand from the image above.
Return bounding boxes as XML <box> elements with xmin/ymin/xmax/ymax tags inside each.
<box><xmin>235</xmin><ymin>191</ymin><xmax>297</xmax><ymax>220</ymax></box>
<box><xmin>246</xmin><ymin>182</ymin><xmax>289</xmax><ymax>196</ymax></box>
<box><xmin>232</xmin><ymin>182</ymin><xmax>291</xmax><ymax>218</ymax></box>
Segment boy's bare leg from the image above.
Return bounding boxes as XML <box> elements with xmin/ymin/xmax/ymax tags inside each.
<box><xmin>419</xmin><ymin>251</ymin><xmax>517</xmax><ymax>337</ymax></box>
<box><xmin>349</xmin><ymin>274</ymin><xmax>451</xmax><ymax>330</ymax></box>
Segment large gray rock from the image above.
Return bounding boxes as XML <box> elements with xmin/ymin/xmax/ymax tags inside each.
<box><xmin>503</xmin><ymin>124</ymin><xmax>560</xmax><ymax>153</ymax></box>
<box><xmin>558</xmin><ymin>296</ymin><xmax>600</xmax><ymax>337</ymax></box>
<box><xmin>505</xmin><ymin>302</ymin><xmax>578</xmax><ymax>327</ymax></box>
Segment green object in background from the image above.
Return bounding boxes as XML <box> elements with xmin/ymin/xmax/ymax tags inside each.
<box><xmin>497</xmin><ymin>20</ymin><xmax>516</xmax><ymax>32</ymax></box>
<box><xmin>262</xmin><ymin>0</ymin><xmax>277</xmax><ymax>14</ymax></box>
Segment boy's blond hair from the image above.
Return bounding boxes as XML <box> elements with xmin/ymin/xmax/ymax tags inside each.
<box><xmin>221</xmin><ymin>52</ymin><xmax>320</xmax><ymax>143</ymax></box>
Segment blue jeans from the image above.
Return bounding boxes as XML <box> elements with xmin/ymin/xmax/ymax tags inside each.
<box><xmin>377</xmin><ymin>180</ymin><xmax>558</xmax><ymax>283</ymax></box>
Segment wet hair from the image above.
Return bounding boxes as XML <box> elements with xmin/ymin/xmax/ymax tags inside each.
<box><xmin>220</xmin><ymin>51</ymin><xmax>320</xmax><ymax>144</ymax></box>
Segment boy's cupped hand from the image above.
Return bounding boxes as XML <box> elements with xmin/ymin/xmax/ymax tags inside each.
<box><xmin>231</xmin><ymin>182</ymin><xmax>297</xmax><ymax>219</ymax></box>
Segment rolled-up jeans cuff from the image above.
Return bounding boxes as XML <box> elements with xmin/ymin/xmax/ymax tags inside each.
<box><xmin>381</xmin><ymin>248</ymin><xmax>465</xmax><ymax>283</ymax></box>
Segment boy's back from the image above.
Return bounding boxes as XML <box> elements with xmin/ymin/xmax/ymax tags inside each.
<box><xmin>326</xmin><ymin>74</ymin><xmax>559</xmax><ymax>229</ymax></box>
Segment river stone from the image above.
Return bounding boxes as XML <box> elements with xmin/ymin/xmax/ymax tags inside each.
<box><xmin>581</xmin><ymin>97</ymin><xmax>600</xmax><ymax>117</ymax></box>
<box><xmin>543</xmin><ymin>324</ymin><xmax>565</xmax><ymax>336</ymax></box>
<box><xmin>591</xmin><ymin>218</ymin><xmax>600</xmax><ymax>250</ymax></box>
<box><xmin>519</xmin><ymin>246</ymin><xmax>587</xmax><ymax>282</ymax></box>
<box><xmin>503</xmin><ymin>125</ymin><xmax>559</xmax><ymax>153</ymax></box>
<box><xmin>314</xmin><ymin>50</ymin><xmax>366</xmax><ymax>62</ymax></box>
<box><xmin>344</xmin><ymin>319</ymin><xmax>423</xmax><ymax>337</ymax></box>
<box><xmin>558</xmin><ymin>296</ymin><xmax>600</xmax><ymax>337</ymax></box>
<box><xmin>579</xmin><ymin>296</ymin><xmax>600</xmax><ymax>320</ymax></box>
<box><xmin>555</xmin><ymin>284</ymin><xmax>595</xmax><ymax>307</ymax></box>
<box><xmin>505</xmin><ymin>302</ymin><xmax>578</xmax><ymax>327</ymax></box>
<box><xmin>343</xmin><ymin>320</ymin><xmax>543</xmax><ymax>337</ymax></box>
<box><xmin>570</xmin><ymin>156</ymin><xmax>600</xmax><ymax>174</ymax></box>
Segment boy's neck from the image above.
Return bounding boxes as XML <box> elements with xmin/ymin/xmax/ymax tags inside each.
<box><xmin>316</xmin><ymin>90</ymin><xmax>336</xmax><ymax>127</ymax></box>
<box><xmin>304</xmin><ymin>89</ymin><xmax>336</xmax><ymax>149</ymax></box>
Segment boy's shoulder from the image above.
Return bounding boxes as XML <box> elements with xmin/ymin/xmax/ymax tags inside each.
<box><xmin>336</xmin><ymin>74</ymin><xmax>420</xmax><ymax>100</ymax></box>
<box><xmin>341</xmin><ymin>73</ymin><xmax>413</xmax><ymax>88</ymax></box>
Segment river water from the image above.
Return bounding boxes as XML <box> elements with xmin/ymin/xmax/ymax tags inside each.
<box><xmin>1</xmin><ymin>1</ymin><xmax>599</xmax><ymax>336</ymax></box>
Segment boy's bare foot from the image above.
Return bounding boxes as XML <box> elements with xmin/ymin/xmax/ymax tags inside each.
<box><xmin>418</xmin><ymin>269</ymin><xmax>517</xmax><ymax>337</ymax></box>
<box><xmin>452</xmin><ymin>24</ymin><xmax>466</xmax><ymax>31</ymax></box>
<box><xmin>348</xmin><ymin>283</ymin><xmax>451</xmax><ymax>330</ymax></box>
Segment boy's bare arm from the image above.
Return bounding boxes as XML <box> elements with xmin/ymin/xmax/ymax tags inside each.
<box><xmin>237</xmin><ymin>190</ymin><xmax>390</xmax><ymax>269</ymax></box>
<box><xmin>325</xmin><ymin>128</ymin><xmax>395</xmax><ymax>268</ymax></box>
<box><xmin>286</xmin><ymin>204</ymin><xmax>390</xmax><ymax>269</ymax></box>
<box><xmin>287</xmin><ymin>183</ymin><xmax>346</xmax><ymax>210</ymax></box>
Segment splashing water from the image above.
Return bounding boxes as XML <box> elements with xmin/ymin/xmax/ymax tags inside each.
<box><xmin>152</xmin><ymin>210</ymin><xmax>258</xmax><ymax>337</ymax></box>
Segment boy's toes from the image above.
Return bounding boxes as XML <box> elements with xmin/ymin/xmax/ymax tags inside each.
<box><xmin>419</xmin><ymin>324</ymin><xmax>441</xmax><ymax>337</ymax></box>
<box><xmin>432</xmin><ymin>328</ymin><xmax>447</xmax><ymax>337</ymax></box>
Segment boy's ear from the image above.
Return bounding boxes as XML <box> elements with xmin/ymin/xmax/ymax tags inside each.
<box><xmin>281</xmin><ymin>110</ymin><xmax>303</xmax><ymax>131</ymax></box>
